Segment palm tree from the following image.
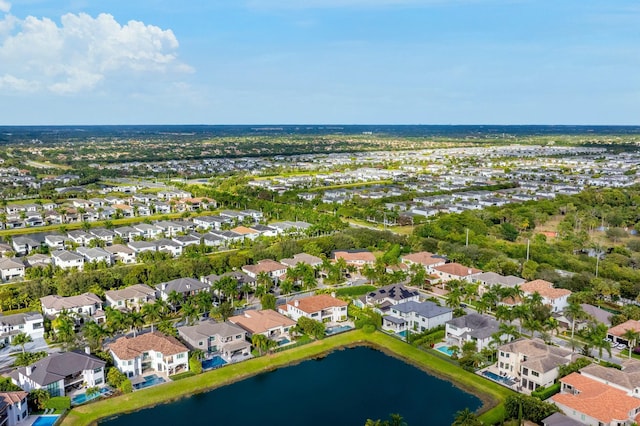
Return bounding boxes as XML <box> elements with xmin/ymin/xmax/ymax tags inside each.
<box><xmin>564</xmin><ymin>303</ymin><xmax>587</xmax><ymax>344</ymax></box>
<box><xmin>105</xmin><ymin>307</ymin><xmax>127</xmax><ymax>335</ymax></box>
<box><xmin>256</xmin><ymin>272</ymin><xmax>273</xmax><ymax>294</ymax></box>
<box><xmin>194</xmin><ymin>291</ymin><xmax>213</xmax><ymax>314</ymax></box>
<box><xmin>622</xmin><ymin>328</ymin><xmax>640</xmax><ymax>359</ymax></box>
<box><xmin>586</xmin><ymin>322</ymin><xmax>612</xmax><ymax>360</ymax></box>
<box><xmin>128</xmin><ymin>311</ymin><xmax>145</xmax><ymax>336</ymax></box>
<box><xmin>180</xmin><ymin>301</ymin><xmax>200</xmax><ymax>326</ymax></box>
<box><xmin>252</xmin><ymin>334</ymin><xmax>269</xmax><ymax>356</ymax></box>
<box><xmin>142</xmin><ymin>302</ymin><xmax>163</xmax><ymax>331</ymax></box>
<box><xmin>11</xmin><ymin>333</ymin><xmax>32</xmax><ymax>354</ymax></box>
<box><xmin>452</xmin><ymin>407</ymin><xmax>482</xmax><ymax>426</ymax></box>
<box><xmin>445</xmin><ymin>287</ymin><xmax>462</xmax><ymax>309</ymax></box>
<box><xmin>280</xmin><ymin>279</ymin><xmax>294</xmax><ymax>297</ymax></box>
<box><xmin>167</xmin><ymin>290</ymin><xmax>183</xmax><ymax>313</ymax></box>
<box><xmin>83</xmin><ymin>321</ymin><xmax>107</xmax><ymax>350</ymax></box>
<box><xmin>240</xmin><ymin>283</ymin><xmax>252</xmax><ymax>304</ymax></box>
<box><xmin>497</xmin><ymin>323</ymin><xmax>518</xmax><ymax>343</ymax></box>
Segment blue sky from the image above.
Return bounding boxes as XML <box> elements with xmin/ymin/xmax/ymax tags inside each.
<box><xmin>0</xmin><ymin>0</ymin><xmax>638</xmax><ymax>125</ymax></box>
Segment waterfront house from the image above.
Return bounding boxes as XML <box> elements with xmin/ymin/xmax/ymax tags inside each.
<box><xmin>498</xmin><ymin>338</ymin><xmax>573</xmax><ymax>393</ymax></box>
<box><xmin>105</xmin><ymin>284</ymin><xmax>156</xmax><ymax>311</ymax></box>
<box><xmin>278</xmin><ymin>294</ymin><xmax>348</xmax><ymax>323</ymax></box>
<box><xmin>9</xmin><ymin>351</ymin><xmax>106</xmax><ymax>396</ymax></box>
<box><xmin>383</xmin><ymin>301</ymin><xmax>453</xmax><ymax>333</ymax></box>
<box><xmin>0</xmin><ymin>391</ymin><xmax>29</xmax><ymax>426</ymax></box>
<box><xmin>354</xmin><ymin>283</ymin><xmax>420</xmax><ymax>313</ymax></box>
<box><xmin>109</xmin><ymin>331</ymin><xmax>189</xmax><ymax>378</ymax></box>
<box><xmin>445</xmin><ymin>313</ymin><xmax>501</xmax><ymax>352</ymax></box>
<box><xmin>229</xmin><ymin>309</ymin><xmax>295</xmax><ymax>340</ymax></box>
<box><xmin>178</xmin><ymin>320</ymin><xmax>251</xmax><ymax>359</ymax></box>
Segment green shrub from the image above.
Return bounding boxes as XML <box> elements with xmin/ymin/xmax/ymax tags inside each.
<box><xmin>504</xmin><ymin>394</ymin><xmax>559</xmax><ymax>423</ymax></box>
<box><xmin>171</xmin><ymin>371</ymin><xmax>197</xmax><ymax>381</ymax></box>
<box><xmin>531</xmin><ymin>382</ymin><xmax>561</xmax><ymax>400</ymax></box>
<box><xmin>558</xmin><ymin>357</ymin><xmax>592</xmax><ymax>378</ymax></box>
<box><xmin>189</xmin><ymin>356</ymin><xmax>202</xmax><ymax>375</ymax></box>
<box><xmin>118</xmin><ymin>379</ymin><xmax>133</xmax><ymax>394</ymax></box>
<box><xmin>362</xmin><ymin>324</ymin><xmax>376</xmax><ymax>334</ymax></box>
<box><xmin>106</xmin><ymin>367</ymin><xmax>126</xmax><ymax>388</ymax></box>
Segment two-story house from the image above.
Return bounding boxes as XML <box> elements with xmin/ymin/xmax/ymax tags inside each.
<box><xmin>498</xmin><ymin>338</ymin><xmax>573</xmax><ymax>393</ymax></box>
<box><xmin>109</xmin><ymin>331</ymin><xmax>189</xmax><ymax>378</ymax></box>
<box><xmin>178</xmin><ymin>320</ymin><xmax>251</xmax><ymax>360</ymax></box>
<box><xmin>383</xmin><ymin>301</ymin><xmax>453</xmax><ymax>333</ymax></box>
<box><xmin>105</xmin><ymin>284</ymin><xmax>156</xmax><ymax>311</ymax></box>
<box><xmin>0</xmin><ymin>259</ymin><xmax>25</xmax><ymax>282</ymax></box>
<box><xmin>51</xmin><ymin>250</ymin><xmax>85</xmax><ymax>270</ymax></box>
<box><xmin>40</xmin><ymin>293</ymin><xmax>104</xmax><ymax>324</ymax></box>
<box><xmin>278</xmin><ymin>294</ymin><xmax>348</xmax><ymax>323</ymax></box>
<box><xmin>0</xmin><ymin>312</ymin><xmax>45</xmax><ymax>346</ymax></box>
<box><xmin>445</xmin><ymin>313</ymin><xmax>502</xmax><ymax>352</ymax></box>
<box><xmin>229</xmin><ymin>309</ymin><xmax>295</xmax><ymax>341</ymax></box>
<box><xmin>354</xmin><ymin>283</ymin><xmax>420</xmax><ymax>314</ymax></box>
<box><xmin>241</xmin><ymin>259</ymin><xmax>287</xmax><ymax>283</ymax></box>
<box><xmin>9</xmin><ymin>351</ymin><xmax>106</xmax><ymax>397</ymax></box>
<box><xmin>521</xmin><ymin>279</ymin><xmax>571</xmax><ymax>313</ymax></box>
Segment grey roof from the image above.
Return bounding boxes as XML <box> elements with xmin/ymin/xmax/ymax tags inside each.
<box><xmin>383</xmin><ymin>315</ymin><xmax>406</xmax><ymax>325</ymax></box>
<box><xmin>156</xmin><ymin>277</ymin><xmax>209</xmax><ymax>294</ymax></box>
<box><xmin>280</xmin><ymin>253</ymin><xmax>323</xmax><ymax>267</ymax></box>
<box><xmin>13</xmin><ymin>351</ymin><xmax>105</xmax><ymax>387</ymax></box>
<box><xmin>474</xmin><ymin>272</ymin><xmax>525</xmax><ymax>287</ymax></box>
<box><xmin>580</xmin><ymin>362</ymin><xmax>640</xmax><ymax>391</ymax></box>
<box><xmin>178</xmin><ymin>320</ymin><xmax>245</xmax><ymax>341</ymax></box>
<box><xmin>499</xmin><ymin>338</ymin><xmax>573</xmax><ymax>361</ymax></box>
<box><xmin>128</xmin><ymin>241</ymin><xmax>157</xmax><ymax>250</ymax></box>
<box><xmin>105</xmin><ymin>284</ymin><xmax>156</xmax><ymax>302</ymax></box>
<box><xmin>542</xmin><ymin>412</ymin><xmax>586</xmax><ymax>426</ymax></box>
<box><xmin>40</xmin><ymin>292</ymin><xmax>101</xmax><ymax>311</ymax></box>
<box><xmin>392</xmin><ymin>301</ymin><xmax>452</xmax><ymax>319</ymax></box>
<box><xmin>580</xmin><ymin>303</ymin><xmax>612</xmax><ymax>326</ymax></box>
<box><xmin>0</xmin><ymin>258</ymin><xmax>24</xmax><ymax>270</ymax></box>
<box><xmin>250</xmin><ymin>224</ymin><xmax>275</xmax><ymax>232</ymax></box>
<box><xmin>76</xmin><ymin>247</ymin><xmax>111</xmax><ymax>259</ymax></box>
<box><xmin>446</xmin><ymin>313</ymin><xmax>501</xmax><ymax>339</ymax></box>
<box><xmin>203</xmin><ymin>271</ymin><xmax>255</xmax><ymax>286</ymax></box>
<box><xmin>52</xmin><ymin>249</ymin><xmax>84</xmax><ymax>262</ymax></box>
<box><xmin>90</xmin><ymin>228</ymin><xmax>116</xmax><ymax>238</ymax></box>
<box><xmin>0</xmin><ymin>312</ymin><xmax>42</xmax><ymax>327</ymax></box>
<box><xmin>366</xmin><ymin>284</ymin><xmax>419</xmax><ymax>302</ymax></box>
<box><xmin>155</xmin><ymin>238</ymin><xmax>182</xmax><ymax>247</ymax></box>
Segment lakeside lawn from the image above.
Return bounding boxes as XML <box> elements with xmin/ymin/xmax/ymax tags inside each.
<box><xmin>61</xmin><ymin>330</ymin><xmax>512</xmax><ymax>426</ymax></box>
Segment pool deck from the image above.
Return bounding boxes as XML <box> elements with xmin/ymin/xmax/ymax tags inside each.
<box><xmin>477</xmin><ymin>365</ymin><xmax>518</xmax><ymax>391</ymax></box>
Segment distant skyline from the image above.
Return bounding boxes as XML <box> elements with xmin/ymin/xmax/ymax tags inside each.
<box><xmin>0</xmin><ymin>1</ymin><xmax>638</xmax><ymax>125</ymax></box>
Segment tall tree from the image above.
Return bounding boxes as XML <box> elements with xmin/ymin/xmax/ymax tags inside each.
<box><xmin>11</xmin><ymin>333</ymin><xmax>32</xmax><ymax>354</ymax></box>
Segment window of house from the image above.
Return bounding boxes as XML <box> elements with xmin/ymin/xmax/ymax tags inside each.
<box><xmin>94</xmin><ymin>367</ymin><xmax>102</xmax><ymax>373</ymax></box>
<box><xmin>532</xmin><ymin>371</ymin><xmax>539</xmax><ymax>377</ymax></box>
<box><xmin>157</xmin><ymin>353</ymin><xmax>162</xmax><ymax>358</ymax></box>
<box><xmin>522</xmin><ymin>368</ymin><xmax>528</xmax><ymax>376</ymax></box>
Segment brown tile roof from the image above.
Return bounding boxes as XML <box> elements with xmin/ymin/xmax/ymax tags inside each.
<box><xmin>433</xmin><ymin>262</ymin><xmax>482</xmax><ymax>277</ymax></box>
<box><xmin>229</xmin><ymin>309</ymin><xmax>295</xmax><ymax>335</ymax></box>
<box><xmin>0</xmin><ymin>391</ymin><xmax>27</xmax><ymax>404</ymax></box>
<box><xmin>231</xmin><ymin>226</ymin><xmax>259</xmax><ymax>235</ymax></box>
<box><xmin>401</xmin><ymin>252</ymin><xmax>444</xmax><ymax>266</ymax></box>
<box><xmin>333</xmin><ymin>251</ymin><xmax>376</xmax><ymax>263</ymax></box>
<box><xmin>553</xmin><ymin>373</ymin><xmax>640</xmax><ymax>423</ymax></box>
<box><xmin>608</xmin><ymin>319</ymin><xmax>640</xmax><ymax>338</ymax></box>
<box><xmin>281</xmin><ymin>294</ymin><xmax>348</xmax><ymax>314</ymax></box>
<box><xmin>109</xmin><ymin>331</ymin><xmax>188</xmax><ymax>360</ymax></box>
<box><xmin>242</xmin><ymin>259</ymin><xmax>287</xmax><ymax>275</ymax></box>
<box><xmin>521</xmin><ymin>279</ymin><xmax>571</xmax><ymax>300</ymax></box>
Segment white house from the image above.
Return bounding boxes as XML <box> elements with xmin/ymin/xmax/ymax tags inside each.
<box><xmin>51</xmin><ymin>250</ymin><xmax>85</xmax><ymax>270</ymax></box>
<box><xmin>9</xmin><ymin>351</ymin><xmax>106</xmax><ymax>397</ymax></box>
<box><xmin>0</xmin><ymin>391</ymin><xmax>29</xmax><ymax>426</ymax></box>
<box><xmin>105</xmin><ymin>244</ymin><xmax>137</xmax><ymax>264</ymax></box>
<box><xmin>445</xmin><ymin>313</ymin><xmax>501</xmax><ymax>352</ymax></box>
<box><xmin>498</xmin><ymin>338</ymin><xmax>573</xmax><ymax>393</ymax></box>
<box><xmin>40</xmin><ymin>293</ymin><xmax>103</xmax><ymax>321</ymax></box>
<box><xmin>105</xmin><ymin>284</ymin><xmax>156</xmax><ymax>311</ymax></box>
<box><xmin>76</xmin><ymin>247</ymin><xmax>113</xmax><ymax>266</ymax></box>
<box><xmin>0</xmin><ymin>259</ymin><xmax>25</xmax><ymax>282</ymax></box>
<box><xmin>278</xmin><ymin>294</ymin><xmax>348</xmax><ymax>323</ymax></box>
<box><xmin>109</xmin><ymin>331</ymin><xmax>189</xmax><ymax>378</ymax></box>
<box><xmin>383</xmin><ymin>301</ymin><xmax>453</xmax><ymax>333</ymax></box>
<box><xmin>0</xmin><ymin>312</ymin><xmax>45</xmax><ymax>345</ymax></box>
<box><xmin>521</xmin><ymin>280</ymin><xmax>571</xmax><ymax>313</ymax></box>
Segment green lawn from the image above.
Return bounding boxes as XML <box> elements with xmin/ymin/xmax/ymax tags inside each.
<box><xmin>60</xmin><ymin>330</ymin><xmax>512</xmax><ymax>426</ymax></box>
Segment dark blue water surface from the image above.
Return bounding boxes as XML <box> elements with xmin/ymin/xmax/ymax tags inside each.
<box><xmin>99</xmin><ymin>346</ymin><xmax>481</xmax><ymax>426</ymax></box>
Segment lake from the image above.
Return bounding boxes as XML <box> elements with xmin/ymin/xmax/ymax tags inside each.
<box><xmin>100</xmin><ymin>346</ymin><xmax>481</xmax><ymax>426</ymax></box>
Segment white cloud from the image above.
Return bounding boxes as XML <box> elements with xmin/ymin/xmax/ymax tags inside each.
<box><xmin>0</xmin><ymin>0</ymin><xmax>10</xmax><ymax>13</ymax></box>
<box><xmin>0</xmin><ymin>10</ymin><xmax>192</xmax><ymax>94</ymax></box>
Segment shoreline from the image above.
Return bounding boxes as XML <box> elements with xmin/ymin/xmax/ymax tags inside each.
<box><xmin>61</xmin><ymin>330</ymin><xmax>512</xmax><ymax>426</ymax></box>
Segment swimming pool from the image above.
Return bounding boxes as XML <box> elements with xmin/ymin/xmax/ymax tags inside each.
<box><xmin>325</xmin><ymin>325</ymin><xmax>353</xmax><ymax>336</ymax></box>
<box><xmin>133</xmin><ymin>374</ymin><xmax>166</xmax><ymax>390</ymax></box>
<box><xmin>435</xmin><ymin>346</ymin><xmax>455</xmax><ymax>357</ymax></box>
<box><xmin>482</xmin><ymin>370</ymin><xmax>515</xmax><ymax>386</ymax></box>
<box><xmin>32</xmin><ymin>415</ymin><xmax>60</xmax><ymax>426</ymax></box>
<box><xmin>278</xmin><ymin>338</ymin><xmax>290</xmax><ymax>346</ymax></box>
<box><xmin>202</xmin><ymin>356</ymin><xmax>227</xmax><ymax>370</ymax></box>
<box><xmin>71</xmin><ymin>387</ymin><xmax>110</xmax><ymax>405</ymax></box>
<box><xmin>397</xmin><ymin>330</ymin><xmax>408</xmax><ymax>338</ymax></box>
